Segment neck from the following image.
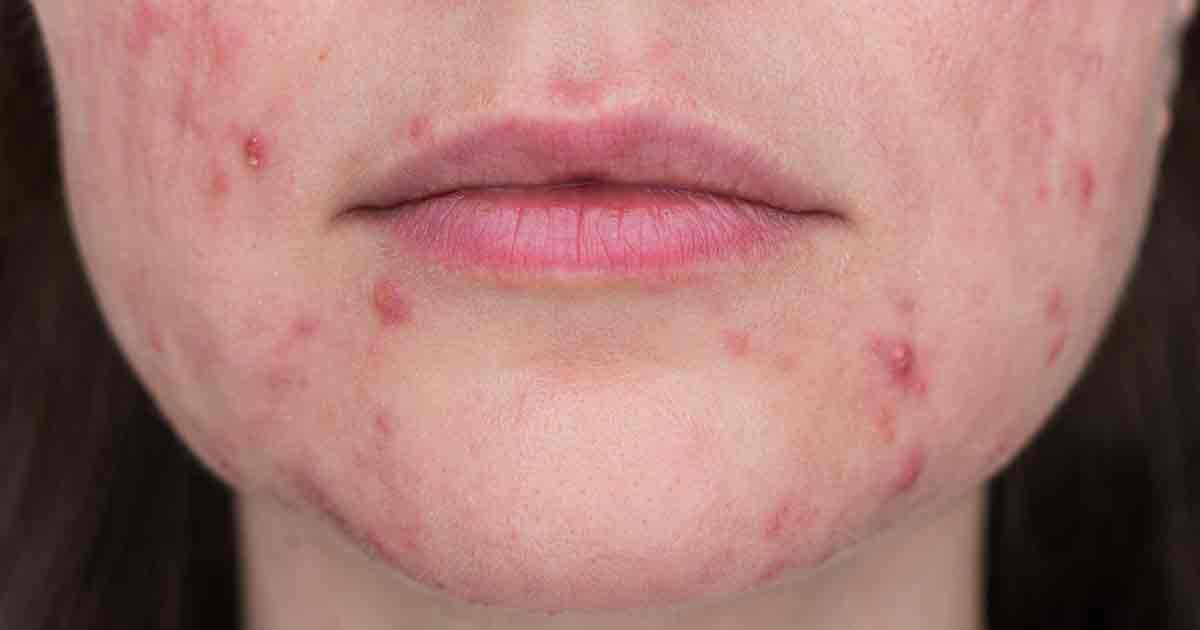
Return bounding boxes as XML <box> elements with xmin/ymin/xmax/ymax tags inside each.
<box><xmin>238</xmin><ymin>489</ymin><xmax>985</xmax><ymax>630</ymax></box>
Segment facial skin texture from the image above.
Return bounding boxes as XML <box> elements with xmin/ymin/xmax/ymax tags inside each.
<box><xmin>31</xmin><ymin>1</ymin><xmax>1189</xmax><ymax>628</ymax></box>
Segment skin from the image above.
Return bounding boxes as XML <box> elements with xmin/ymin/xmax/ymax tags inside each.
<box><xmin>30</xmin><ymin>1</ymin><xmax>1192</xmax><ymax>628</ymax></box>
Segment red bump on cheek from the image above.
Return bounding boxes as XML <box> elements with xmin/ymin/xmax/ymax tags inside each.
<box><xmin>372</xmin><ymin>279</ymin><xmax>414</xmax><ymax>327</ymax></box>
<box><xmin>870</xmin><ymin>337</ymin><xmax>928</xmax><ymax>397</ymax></box>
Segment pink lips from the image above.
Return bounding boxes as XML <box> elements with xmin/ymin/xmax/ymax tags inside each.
<box><xmin>354</xmin><ymin>112</ymin><xmax>840</xmax><ymax>279</ymax></box>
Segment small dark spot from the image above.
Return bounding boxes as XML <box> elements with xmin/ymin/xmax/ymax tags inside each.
<box><xmin>318</xmin><ymin>48</ymin><xmax>330</xmax><ymax>62</ymax></box>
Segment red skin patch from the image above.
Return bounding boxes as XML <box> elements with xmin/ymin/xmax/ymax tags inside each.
<box><xmin>721</xmin><ymin>330</ymin><xmax>751</xmax><ymax>358</ymax></box>
<box><xmin>407</xmin><ymin>113</ymin><xmax>433</xmax><ymax>144</ymax></box>
<box><xmin>208</xmin><ymin>168</ymin><xmax>230</xmax><ymax>197</ymax></box>
<box><xmin>372</xmin><ymin>278</ymin><xmax>414</xmax><ymax>327</ymax></box>
<box><xmin>126</xmin><ymin>0</ymin><xmax>171</xmax><ymax>58</ymax></box>
<box><xmin>870</xmin><ymin>337</ymin><xmax>928</xmax><ymax>397</ymax></box>
<box><xmin>546</xmin><ymin>67</ymin><xmax>612</xmax><ymax>107</ymax></box>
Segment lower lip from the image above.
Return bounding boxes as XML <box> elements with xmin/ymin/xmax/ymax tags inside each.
<box><xmin>378</xmin><ymin>184</ymin><xmax>819</xmax><ymax>279</ymax></box>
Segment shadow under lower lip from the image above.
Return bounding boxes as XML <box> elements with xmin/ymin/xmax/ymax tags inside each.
<box><xmin>377</xmin><ymin>184</ymin><xmax>821</xmax><ymax>281</ymax></box>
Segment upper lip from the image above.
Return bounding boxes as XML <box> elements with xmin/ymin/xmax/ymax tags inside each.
<box><xmin>354</xmin><ymin>109</ymin><xmax>838</xmax><ymax>217</ymax></box>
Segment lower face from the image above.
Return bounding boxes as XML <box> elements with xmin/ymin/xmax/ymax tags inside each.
<box><xmin>35</xmin><ymin>0</ymin><xmax>1177</xmax><ymax>612</ymax></box>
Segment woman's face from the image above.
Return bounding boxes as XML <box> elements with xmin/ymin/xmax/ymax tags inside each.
<box><xmin>33</xmin><ymin>0</ymin><xmax>1183</xmax><ymax>612</ymax></box>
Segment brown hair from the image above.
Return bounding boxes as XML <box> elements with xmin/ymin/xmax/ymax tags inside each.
<box><xmin>1</xmin><ymin>1</ymin><xmax>1197</xmax><ymax>628</ymax></box>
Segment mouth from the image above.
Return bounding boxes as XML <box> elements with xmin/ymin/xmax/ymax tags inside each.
<box><xmin>349</xmin><ymin>110</ymin><xmax>845</xmax><ymax>282</ymax></box>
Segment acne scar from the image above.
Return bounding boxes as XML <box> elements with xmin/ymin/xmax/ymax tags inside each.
<box><xmin>870</xmin><ymin>337</ymin><xmax>928</xmax><ymax>397</ymax></box>
<box><xmin>721</xmin><ymin>330</ymin><xmax>751</xmax><ymax>358</ymax></box>
<box><xmin>372</xmin><ymin>278</ymin><xmax>414</xmax><ymax>327</ymax></box>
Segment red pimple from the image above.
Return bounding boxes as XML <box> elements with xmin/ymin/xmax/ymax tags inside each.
<box><xmin>243</xmin><ymin>134</ymin><xmax>267</xmax><ymax>170</ymax></box>
<box><xmin>721</xmin><ymin>330</ymin><xmax>751</xmax><ymax>358</ymax></box>
<box><xmin>870</xmin><ymin>337</ymin><xmax>928</xmax><ymax>397</ymax></box>
<box><xmin>372</xmin><ymin>279</ymin><xmax>413</xmax><ymax>327</ymax></box>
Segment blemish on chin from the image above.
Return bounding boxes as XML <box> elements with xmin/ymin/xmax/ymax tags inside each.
<box><xmin>372</xmin><ymin>278</ymin><xmax>414</xmax><ymax>327</ymax></box>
